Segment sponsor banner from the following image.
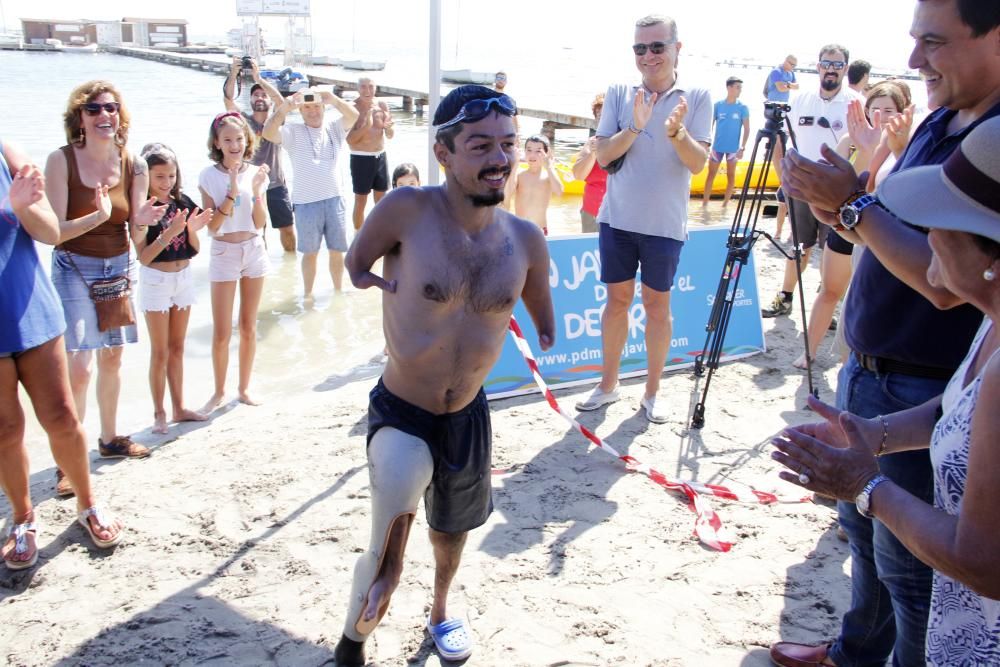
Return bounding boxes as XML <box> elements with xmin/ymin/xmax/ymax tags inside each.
<box><xmin>485</xmin><ymin>226</ymin><xmax>765</xmax><ymax>399</ymax></box>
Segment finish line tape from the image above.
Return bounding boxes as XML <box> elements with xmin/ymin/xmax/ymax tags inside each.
<box><xmin>506</xmin><ymin>316</ymin><xmax>810</xmax><ymax>552</ymax></box>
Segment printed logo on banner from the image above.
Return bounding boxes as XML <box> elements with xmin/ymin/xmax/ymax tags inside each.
<box><xmin>485</xmin><ymin>227</ymin><xmax>766</xmax><ymax>398</ymax></box>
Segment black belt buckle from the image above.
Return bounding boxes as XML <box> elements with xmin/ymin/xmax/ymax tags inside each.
<box><xmin>855</xmin><ymin>352</ymin><xmax>880</xmax><ymax>373</ymax></box>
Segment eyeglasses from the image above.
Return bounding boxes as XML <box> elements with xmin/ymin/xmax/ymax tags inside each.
<box><xmin>434</xmin><ymin>95</ymin><xmax>517</xmax><ymax>130</ymax></box>
<box><xmin>213</xmin><ymin>111</ymin><xmax>242</xmax><ymax>128</ymax></box>
<box><xmin>632</xmin><ymin>41</ymin><xmax>673</xmax><ymax>56</ymax></box>
<box><xmin>82</xmin><ymin>102</ymin><xmax>120</xmax><ymax>116</ymax></box>
<box><xmin>818</xmin><ymin>60</ymin><xmax>846</xmax><ymax>70</ymax></box>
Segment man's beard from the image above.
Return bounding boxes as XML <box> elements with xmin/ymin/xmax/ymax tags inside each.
<box><xmin>467</xmin><ymin>167</ymin><xmax>511</xmax><ymax>207</ymax></box>
<box><xmin>252</xmin><ymin>100</ymin><xmax>269</xmax><ymax>112</ymax></box>
<box><xmin>821</xmin><ymin>77</ymin><xmax>840</xmax><ymax>92</ymax></box>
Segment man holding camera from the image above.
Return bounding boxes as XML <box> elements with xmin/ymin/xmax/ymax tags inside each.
<box><xmin>262</xmin><ymin>88</ymin><xmax>358</xmax><ymax>298</ymax></box>
<box><xmin>760</xmin><ymin>44</ymin><xmax>860</xmax><ymax>319</ymax></box>
<box><xmin>223</xmin><ymin>56</ymin><xmax>297</xmax><ymax>252</ymax></box>
<box><xmin>574</xmin><ymin>14</ymin><xmax>711</xmax><ymax>424</ymax></box>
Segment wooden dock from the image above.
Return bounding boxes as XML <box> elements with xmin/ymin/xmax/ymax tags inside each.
<box><xmin>103</xmin><ymin>46</ymin><xmax>596</xmax><ymax>137</ymax></box>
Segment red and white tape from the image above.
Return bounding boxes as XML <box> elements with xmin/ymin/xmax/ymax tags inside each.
<box><xmin>506</xmin><ymin>317</ymin><xmax>808</xmax><ymax>552</ymax></box>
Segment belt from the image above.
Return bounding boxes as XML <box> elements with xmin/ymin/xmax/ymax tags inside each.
<box><xmin>853</xmin><ymin>351</ymin><xmax>955</xmax><ymax>381</ymax></box>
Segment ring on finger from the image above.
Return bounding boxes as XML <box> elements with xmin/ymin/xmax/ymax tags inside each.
<box><xmin>798</xmin><ymin>472</ymin><xmax>810</xmax><ymax>485</ymax></box>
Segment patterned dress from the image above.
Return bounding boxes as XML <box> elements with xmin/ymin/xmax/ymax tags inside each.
<box><xmin>926</xmin><ymin>317</ymin><xmax>1000</xmax><ymax>665</ymax></box>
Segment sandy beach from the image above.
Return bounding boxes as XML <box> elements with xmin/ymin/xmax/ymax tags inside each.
<box><xmin>0</xmin><ymin>234</ymin><xmax>853</xmax><ymax>667</ymax></box>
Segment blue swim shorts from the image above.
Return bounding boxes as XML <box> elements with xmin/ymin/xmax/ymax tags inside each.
<box><xmin>598</xmin><ymin>223</ymin><xmax>684</xmax><ymax>292</ymax></box>
<box><xmin>293</xmin><ymin>195</ymin><xmax>348</xmax><ymax>253</ymax></box>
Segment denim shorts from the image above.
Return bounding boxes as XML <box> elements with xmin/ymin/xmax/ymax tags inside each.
<box><xmin>51</xmin><ymin>250</ymin><xmax>139</xmax><ymax>351</ymax></box>
<box><xmin>598</xmin><ymin>223</ymin><xmax>684</xmax><ymax>292</ymax></box>
<box><xmin>294</xmin><ymin>196</ymin><xmax>348</xmax><ymax>253</ymax></box>
<box><xmin>208</xmin><ymin>236</ymin><xmax>270</xmax><ymax>283</ymax></box>
<box><xmin>139</xmin><ymin>264</ymin><xmax>196</xmax><ymax>312</ymax></box>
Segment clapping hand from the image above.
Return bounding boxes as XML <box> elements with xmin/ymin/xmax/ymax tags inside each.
<box><xmin>665</xmin><ymin>96</ymin><xmax>688</xmax><ymax>137</ymax></box>
<box><xmin>846</xmin><ymin>99</ymin><xmax>882</xmax><ymax>157</ymax></box>
<box><xmin>8</xmin><ymin>164</ymin><xmax>46</xmax><ymax>215</ymax></box>
<box><xmin>186</xmin><ymin>206</ymin><xmax>213</xmax><ymax>233</ymax></box>
<box><xmin>886</xmin><ymin>105</ymin><xmax>915</xmax><ymax>158</ymax></box>
<box><xmin>93</xmin><ymin>183</ymin><xmax>112</xmax><ymax>223</ymax></box>
<box><xmin>134</xmin><ymin>196</ymin><xmax>168</xmax><ymax>228</ymax></box>
<box><xmin>632</xmin><ymin>88</ymin><xmax>657</xmax><ymax>132</ymax></box>
<box><xmin>252</xmin><ymin>164</ymin><xmax>270</xmax><ymax>196</ymax></box>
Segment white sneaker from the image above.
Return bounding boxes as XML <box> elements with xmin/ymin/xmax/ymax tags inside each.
<box><xmin>641</xmin><ymin>395</ymin><xmax>669</xmax><ymax>424</ymax></box>
<box><xmin>575</xmin><ymin>384</ymin><xmax>620</xmax><ymax>411</ymax></box>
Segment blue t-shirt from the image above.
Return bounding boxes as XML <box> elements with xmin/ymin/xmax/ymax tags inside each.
<box><xmin>844</xmin><ymin>101</ymin><xmax>1000</xmax><ymax>369</ymax></box>
<box><xmin>711</xmin><ymin>100</ymin><xmax>749</xmax><ymax>153</ymax></box>
<box><xmin>766</xmin><ymin>67</ymin><xmax>795</xmax><ymax>103</ymax></box>
<box><xmin>0</xmin><ymin>142</ymin><xmax>66</xmax><ymax>354</ymax></box>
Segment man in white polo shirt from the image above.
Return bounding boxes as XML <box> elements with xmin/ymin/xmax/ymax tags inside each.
<box><xmin>574</xmin><ymin>14</ymin><xmax>712</xmax><ymax>423</ymax></box>
<box><xmin>263</xmin><ymin>88</ymin><xmax>359</xmax><ymax>298</ymax></box>
<box><xmin>761</xmin><ymin>43</ymin><xmax>861</xmax><ymax>318</ymax></box>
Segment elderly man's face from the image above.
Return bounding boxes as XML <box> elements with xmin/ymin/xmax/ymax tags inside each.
<box><xmin>633</xmin><ymin>22</ymin><xmax>680</xmax><ymax>85</ymax></box>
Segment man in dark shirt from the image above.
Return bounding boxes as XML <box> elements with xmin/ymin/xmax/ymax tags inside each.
<box><xmin>223</xmin><ymin>57</ymin><xmax>296</xmax><ymax>252</ymax></box>
<box><xmin>769</xmin><ymin>1</ymin><xmax>1000</xmax><ymax>666</ymax></box>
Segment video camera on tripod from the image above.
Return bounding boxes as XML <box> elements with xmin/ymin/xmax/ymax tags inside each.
<box><xmin>690</xmin><ymin>100</ymin><xmax>815</xmax><ymax>429</ymax></box>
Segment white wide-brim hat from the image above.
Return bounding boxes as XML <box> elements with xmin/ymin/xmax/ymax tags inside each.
<box><xmin>878</xmin><ymin>115</ymin><xmax>1000</xmax><ymax>244</ymax></box>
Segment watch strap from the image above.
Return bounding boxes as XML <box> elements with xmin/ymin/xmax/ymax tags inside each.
<box><xmin>857</xmin><ymin>473</ymin><xmax>891</xmax><ymax>518</ymax></box>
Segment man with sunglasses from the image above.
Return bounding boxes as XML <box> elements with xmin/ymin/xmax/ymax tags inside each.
<box><xmin>574</xmin><ymin>14</ymin><xmax>711</xmax><ymax>424</ymax></box>
<box><xmin>760</xmin><ymin>43</ymin><xmax>861</xmax><ymax>320</ymax></box>
<box><xmin>333</xmin><ymin>85</ymin><xmax>555</xmax><ymax>666</ymax></box>
<box><xmin>223</xmin><ymin>57</ymin><xmax>297</xmax><ymax>253</ymax></box>
<box><xmin>766</xmin><ymin>55</ymin><xmax>800</xmax><ymax>103</ymax></box>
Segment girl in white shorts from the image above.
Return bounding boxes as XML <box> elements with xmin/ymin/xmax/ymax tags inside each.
<box><xmin>198</xmin><ymin>112</ymin><xmax>271</xmax><ymax>412</ymax></box>
<box><xmin>133</xmin><ymin>144</ymin><xmax>213</xmax><ymax>434</ymax></box>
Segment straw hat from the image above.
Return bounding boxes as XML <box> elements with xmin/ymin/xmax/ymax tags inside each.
<box><xmin>878</xmin><ymin>115</ymin><xmax>1000</xmax><ymax>243</ymax></box>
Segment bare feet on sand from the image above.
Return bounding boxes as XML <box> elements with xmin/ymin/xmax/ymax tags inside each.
<box><xmin>238</xmin><ymin>391</ymin><xmax>261</xmax><ymax>406</ymax></box>
<box><xmin>200</xmin><ymin>393</ymin><xmax>225</xmax><ymax>415</ymax></box>
<box><xmin>173</xmin><ymin>408</ymin><xmax>208</xmax><ymax>423</ymax></box>
<box><xmin>152</xmin><ymin>412</ymin><xmax>169</xmax><ymax>435</ymax></box>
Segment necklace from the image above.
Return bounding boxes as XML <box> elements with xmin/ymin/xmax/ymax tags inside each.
<box><xmin>305</xmin><ymin>124</ymin><xmax>326</xmax><ymax>160</ymax></box>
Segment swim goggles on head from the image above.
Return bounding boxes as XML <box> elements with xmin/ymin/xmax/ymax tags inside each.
<box><xmin>434</xmin><ymin>95</ymin><xmax>517</xmax><ymax>130</ymax></box>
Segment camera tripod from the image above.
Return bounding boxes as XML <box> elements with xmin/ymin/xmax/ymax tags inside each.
<box><xmin>690</xmin><ymin>103</ymin><xmax>817</xmax><ymax>429</ymax></box>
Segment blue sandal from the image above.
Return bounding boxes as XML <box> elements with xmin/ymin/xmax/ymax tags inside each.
<box><xmin>426</xmin><ymin>617</ymin><xmax>474</xmax><ymax>661</ymax></box>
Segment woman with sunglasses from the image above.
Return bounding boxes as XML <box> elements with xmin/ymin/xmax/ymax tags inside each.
<box><xmin>44</xmin><ymin>81</ymin><xmax>162</xmax><ymax>488</ymax></box>
<box><xmin>198</xmin><ymin>112</ymin><xmax>270</xmax><ymax>412</ymax></box>
<box><xmin>134</xmin><ymin>144</ymin><xmax>213</xmax><ymax>434</ymax></box>
<box><xmin>1</xmin><ymin>138</ymin><xmax>124</xmax><ymax>569</ymax></box>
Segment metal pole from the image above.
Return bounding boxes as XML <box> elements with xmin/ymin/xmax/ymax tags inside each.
<box><xmin>428</xmin><ymin>0</ymin><xmax>441</xmax><ymax>185</ymax></box>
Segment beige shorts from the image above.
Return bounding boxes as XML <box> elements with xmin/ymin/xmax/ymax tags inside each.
<box><xmin>208</xmin><ymin>236</ymin><xmax>270</xmax><ymax>282</ymax></box>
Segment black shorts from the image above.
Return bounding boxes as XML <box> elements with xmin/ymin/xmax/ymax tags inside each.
<box><xmin>266</xmin><ymin>185</ymin><xmax>294</xmax><ymax>228</ymax></box>
<box><xmin>350</xmin><ymin>153</ymin><xmax>389</xmax><ymax>195</ymax></box>
<box><xmin>788</xmin><ymin>197</ymin><xmax>828</xmax><ymax>250</ymax></box>
<box><xmin>367</xmin><ymin>379</ymin><xmax>493</xmax><ymax>534</ymax></box>
<box><xmin>825</xmin><ymin>229</ymin><xmax>854</xmax><ymax>256</ymax></box>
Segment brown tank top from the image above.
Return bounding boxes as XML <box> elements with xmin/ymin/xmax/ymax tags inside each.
<box><xmin>56</xmin><ymin>145</ymin><xmax>133</xmax><ymax>258</ymax></box>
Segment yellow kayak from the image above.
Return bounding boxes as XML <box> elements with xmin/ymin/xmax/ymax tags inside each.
<box><xmin>551</xmin><ymin>160</ymin><xmax>780</xmax><ymax>197</ymax></box>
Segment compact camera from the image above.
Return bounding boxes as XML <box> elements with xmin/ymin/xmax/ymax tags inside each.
<box><xmin>302</xmin><ymin>92</ymin><xmax>316</xmax><ymax>103</ymax></box>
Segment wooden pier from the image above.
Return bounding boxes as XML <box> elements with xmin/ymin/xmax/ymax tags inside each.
<box><xmin>103</xmin><ymin>46</ymin><xmax>596</xmax><ymax>139</ymax></box>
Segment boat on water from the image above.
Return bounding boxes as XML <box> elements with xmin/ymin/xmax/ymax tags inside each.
<box><xmin>442</xmin><ymin>69</ymin><xmax>494</xmax><ymax>85</ymax></box>
<box><xmin>62</xmin><ymin>43</ymin><xmax>98</xmax><ymax>54</ymax></box>
<box><xmin>341</xmin><ymin>59</ymin><xmax>385</xmax><ymax>71</ymax></box>
<box><xmin>259</xmin><ymin>68</ymin><xmax>309</xmax><ymax>96</ymax></box>
<box><xmin>508</xmin><ymin>159</ymin><xmax>780</xmax><ymax>197</ymax></box>
<box><xmin>308</xmin><ymin>55</ymin><xmax>342</xmax><ymax>66</ymax></box>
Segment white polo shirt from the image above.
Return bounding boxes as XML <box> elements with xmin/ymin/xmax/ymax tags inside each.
<box><xmin>788</xmin><ymin>87</ymin><xmax>862</xmax><ymax>161</ymax></box>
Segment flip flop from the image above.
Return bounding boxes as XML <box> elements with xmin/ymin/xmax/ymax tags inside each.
<box><xmin>4</xmin><ymin>520</ymin><xmax>39</xmax><ymax>571</ymax></box>
<box><xmin>426</xmin><ymin>617</ymin><xmax>474</xmax><ymax>662</ymax></box>
<box><xmin>77</xmin><ymin>506</ymin><xmax>124</xmax><ymax>549</ymax></box>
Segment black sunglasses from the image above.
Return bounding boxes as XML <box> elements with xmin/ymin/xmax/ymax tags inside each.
<box><xmin>83</xmin><ymin>102</ymin><xmax>121</xmax><ymax>116</ymax></box>
<box><xmin>435</xmin><ymin>95</ymin><xmax>517</xmax><ymax>130</ymax></box>
<box><xmin>818</xmin><ymin>60</ymin><xmax>846</xmax><ymax>71</ymax></box>
<box><xmin>632</xmin><ymin>41</ymin><xmax>672</xmax><ymax>56</ymax></box>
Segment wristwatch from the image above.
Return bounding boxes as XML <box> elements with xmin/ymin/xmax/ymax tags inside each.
<box><xmin>855</xmin><ymin>473</ymin><xmax>891</xmax><ymax>518</ymax></box>
<box><xmin>839</xmin><ymin>192</ymin><xmax>879</xmax><ymax>230</ymax></box>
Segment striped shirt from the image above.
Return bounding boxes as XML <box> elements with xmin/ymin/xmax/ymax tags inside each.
<box><xmin>280</xmin><ymin>117</ymin><xmax>347</xmax><ymax>205</ymax></box>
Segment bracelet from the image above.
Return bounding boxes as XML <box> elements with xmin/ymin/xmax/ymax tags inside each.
<box><xmin>226</xmin><ymin>194</ymin><xmax>236</xmax><ymax>203</ymax></box>
<box><xmin>627</xmin><ymin>123</ymin><xmax>641</xmax><ymax>135</ymax></box>
<box><xmin>155</xmin><ymin>235</ymin><xmax>168</xmax><ymax>248</ymax></box>
<box><xmin>875</xmin><ymin>414</ymin><xmax>889</xmax><ymax>457</ymax></box>
<box><xmin>252</xmin><ymin>195</ymin><xmax>262</xmax><ymax>205</ymax></box>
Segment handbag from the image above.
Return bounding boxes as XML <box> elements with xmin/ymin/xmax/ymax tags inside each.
<box><xmin>63</xmin><ymin>251</ymin><xmax>136</xmax><ymax>332</ymax></box>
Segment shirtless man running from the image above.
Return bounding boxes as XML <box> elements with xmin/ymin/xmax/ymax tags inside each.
<box><xmin>513</xmin><ymin>134</ymin><xmax>564</xmax><ymax>234</ymax></box>
<box><xmin>333</xmin><ymin>84</ymin><xmax>555</xmax><ymax>666</ymax></box>
<box><xmin>347</xmin><ymin>77</ymin><xmax>394</xmax><ymax>230</ymax></box>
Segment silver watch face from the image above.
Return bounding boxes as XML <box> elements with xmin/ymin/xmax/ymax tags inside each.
<box><xmin>841</xmin><ymin>207</ymin><xmax>859</xmax><ymax>229</ymax></box>
<box><xmin>855</xmin><ymin>488</ymin><xmax>870</xmax><ymax>515</ymax></box>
